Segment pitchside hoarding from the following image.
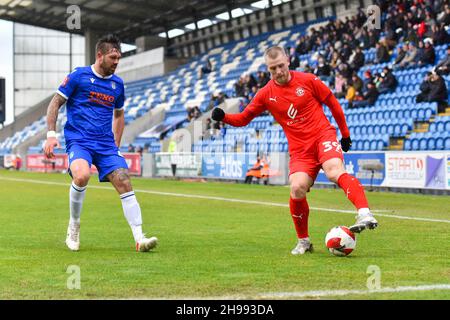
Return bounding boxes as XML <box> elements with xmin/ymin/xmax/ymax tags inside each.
<box><xmin>383</xmin><ymin>152</ymin><xmax>446</xmax><ymax>189</ymax></box>
<box><xmin>155</xmin><ymin>153</ymin><xmax>202</xmax><ymax>177</ymax></box>
<box><xmin>316</xmin><ymin>152</ymin><xmax>386</xmax><ymax>186</ymax></box>
<box><xmin>202</xmin><ymin>152</ymin><xmax>257</xmax><ymax>180</ymax></box>
<box><xmin>26</xmin><ymin>153</ymin><xmax>141</xmax><ymax>175</ymax></box>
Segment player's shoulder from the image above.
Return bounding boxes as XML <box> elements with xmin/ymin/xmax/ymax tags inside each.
<box><xmin>111</xmin><ymin>74</ymin><xmax>124</xmax><ymax>85</ymax></box>
<box><xmin>295</xmin><ymin>71</ymin><xmax>319</xmax><ymax>81</ymax></box>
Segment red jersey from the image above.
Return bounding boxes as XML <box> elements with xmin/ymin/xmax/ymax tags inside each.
<box><xmin>223</xmin><ymin>71</ymin><xmax>350</xmax><ymax>155</ymax></box>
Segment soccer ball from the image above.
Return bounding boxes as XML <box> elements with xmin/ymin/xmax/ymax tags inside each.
<box><xmin>325</xmin><ymin>226</ymin><xmax>356</xmax><ymax>256</ymax></box>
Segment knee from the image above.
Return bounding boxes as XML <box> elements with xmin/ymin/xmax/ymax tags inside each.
<box><xmin>72</xmin><ymin>171</ymin><xmax>90</xmax><ymax>187</ymax></box>
<box><xmin>325</xmin><ymin>166</ymin><xmax>345</xmax><ymax>183</ymax></box>
<box><xmin>290</xmin><ymin>182</ymin><xmax>308</xmax><ymax>199</ymax></box>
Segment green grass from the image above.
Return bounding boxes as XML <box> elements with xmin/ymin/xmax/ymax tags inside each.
<box><xmin>0</xmin><ymin>170</ymin><xmax>449</xmax><ymax>300</ymax></box>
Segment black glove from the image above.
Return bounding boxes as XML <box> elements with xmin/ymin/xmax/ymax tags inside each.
<box><xmin>211</xmin><ymin>108</ymin><xmax>225</xmax><ymax>121</ymax></box>
<box><xmin>340</xmin><ymin>137</ymin><xmax>352</xmax><ymax>152</ymax></box>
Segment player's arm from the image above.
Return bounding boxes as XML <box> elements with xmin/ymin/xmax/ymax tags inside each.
<box><xmin>323</xmin><ymin>95</ymin><xmax>352</xmax><ymax>152</ymax></box>
<box><xmin>211</xmin><ymin>90</ymin><xmax>267</xmax><ymax>126</ymax></box>
<box><xmin>113</xmin><ymin>108</ymin><xmax>125</xmax><ymax>147</ymax></box>
<box><xmin>43</xmin><ymin>93</ymin><xmax>66</xmax><ymax>159</ymax></box>
<box><xmin>311</xmin><ymin>75</ymin><xmax>352</xmax><ymax>152</ymax></box>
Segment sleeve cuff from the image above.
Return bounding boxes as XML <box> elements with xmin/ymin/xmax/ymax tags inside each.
<box><xmin>56</xmin><ymin>90</ymin><xmax>68</xmax><ymax>100</ymax></box>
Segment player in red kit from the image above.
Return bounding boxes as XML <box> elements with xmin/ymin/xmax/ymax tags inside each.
<box><xmin>211</xmin><ymin>46</ymin><xmax>378</xmax><ymax>255</ymax></box>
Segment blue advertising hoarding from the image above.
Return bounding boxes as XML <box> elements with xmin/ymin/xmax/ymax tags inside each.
<box><xmin>316</xmin><ymin>152</ymin><xmax>386</xmax><ymax>186</ymax></box>
<box><xmin>202</xmin><ymin>152</ymin><xmax>257</xmax><ymax>180</ymax></box>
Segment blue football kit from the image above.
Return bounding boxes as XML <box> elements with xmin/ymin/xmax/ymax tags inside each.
<box><xmin>57</xmin><ymin>65</ymin><xmax>127</xmax><ymax>182</ymax></box>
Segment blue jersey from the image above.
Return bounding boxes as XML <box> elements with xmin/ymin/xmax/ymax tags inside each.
<box><xmin>57</xmin><ymin>65</ymin><xmax>125</xmax><ymax>143</ymax></box>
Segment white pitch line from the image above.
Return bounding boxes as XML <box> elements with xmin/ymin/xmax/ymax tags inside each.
<box><xmin>129</xmin><ymin>283</ymin><xmax>450</xmax><ymax>300</ymax></box>
<box><xmin>1</xmin><ymin>176</ymin><xmax>450</xmax><ymax>224</ymax></box>
<box><xmin>260</xmin><ymin>284</ymin><xmax>450</xmax><ymax>299</ymax></box>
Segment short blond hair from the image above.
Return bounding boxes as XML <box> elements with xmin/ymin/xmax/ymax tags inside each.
<box><xmin>264</xmin><ymin>46</ymin><xmax>287</xmax><ymax>60</ymax></box>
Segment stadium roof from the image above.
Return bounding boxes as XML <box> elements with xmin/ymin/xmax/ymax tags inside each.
<box><xmin>0</xmin><ymin>0</ymin><xmax>259</xmax><ymax>42</ymax></box>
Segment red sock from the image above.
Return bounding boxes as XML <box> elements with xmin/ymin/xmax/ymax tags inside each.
<box><xmin>289</xmin><ymin>197</ymin><xmax>310</xmax><ymax>239</ymax></box>
<box><xmin>337</xmin><ymin>173</ymin><xmax>369</xmax><ymax>210</ymax></box>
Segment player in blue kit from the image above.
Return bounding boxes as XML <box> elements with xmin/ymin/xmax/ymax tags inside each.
<box><xmin>43</xmin><ymin>35</ymin><xmax>158</xmax><ymax>252</ymax></box>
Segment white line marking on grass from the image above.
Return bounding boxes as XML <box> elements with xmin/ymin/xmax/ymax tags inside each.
<box><xmin>260</xmin><ymin>284</ymin><xmax>450</xmax><ymax>299</ymax></box>
<box><xmin>2</xmin><ymin>177</ymin><xmax>450</xmax><ymax>224</ymax></box>
<box><xmin>129</xmin><ymin>283</ymin><xmax>450</xmax><ymax>300</ymax></box>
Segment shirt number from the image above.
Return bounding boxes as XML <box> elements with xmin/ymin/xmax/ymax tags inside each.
<box><xmin>322</xmin><ymin>141</ymin><xmax>342</xmax><ymax>153</ymax></box>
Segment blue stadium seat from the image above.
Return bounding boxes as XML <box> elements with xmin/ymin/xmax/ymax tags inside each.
<box><xmin>404</xmin><ymin>139</ymin><xmax>411</xmax><ymax>150</ymax></box>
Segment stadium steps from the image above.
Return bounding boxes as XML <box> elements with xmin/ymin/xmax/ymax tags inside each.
<box><xmin>413</xmin><ymin>122</ymin><xmax>430</xmax><ymax>133</ymax></box>
<box><xmin>438</xmin><ymin>106</ymin><xmax>450</xmax><ymax>116</ymax></box>
<box><xmin>388</xmin><ymin>137</ymin><xmax>404</xmax><ymax>150</ymax></box>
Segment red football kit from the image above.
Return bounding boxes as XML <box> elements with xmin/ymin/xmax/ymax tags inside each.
<box><xmin>223</xmin><ymin>71</ymin><xmax>350</xmax><ymax>180</ymax></box>
<box><xmin>223</xmin><ymin>71</ymin><xmax>369</xmax><ymax>240</ymax></box>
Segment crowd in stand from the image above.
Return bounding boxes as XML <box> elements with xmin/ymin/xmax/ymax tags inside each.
<box><xmin>232</xmin><ymin>0</ymin><xmax>450</xmax><ymax>112</ymax></box>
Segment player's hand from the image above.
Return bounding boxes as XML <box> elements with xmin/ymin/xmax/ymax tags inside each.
<box><xmin>340</xmin><ymin>137</ymin><xmax>352</xmax><ymax>152</ymax></box>
<box><xmin>211</xmin><ymin>108</ymin><xmax>225</xmax><ymax>121</ymax></box>
<box><xmin>44</xmin><ymin>137</ymin><xmax>60</xmax><ymax>159</ymax></box>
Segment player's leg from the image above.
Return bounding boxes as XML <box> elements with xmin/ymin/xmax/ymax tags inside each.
<box><xmin>322</xmin><ymin>157</ymin><xmax>378</xmax><ymax>233</ymax></box>
<box><xmin>289</xmin><ymin>170</ymin><xmax>315</xmax><ymax>255</ymax></box>
<box><xmin>106</xmin><ymin>168</ymin><xmax>158</xmax><ymax>252</ymax></box>
<box><xmin>66</xmin><ymin>149</ymin><xmax>92</xmax><ymax>251</ymax></box>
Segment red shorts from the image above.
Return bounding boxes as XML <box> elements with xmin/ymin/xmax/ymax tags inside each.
<box><xmin>289</xmin><ymin>129</ymin><xmax>344</xmax><ymax>181</ymax></box>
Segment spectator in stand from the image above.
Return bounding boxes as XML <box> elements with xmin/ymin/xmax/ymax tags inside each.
<box><xmin>351</xmin><ymin>72</ymin><xmax>364</xmax><ymax>94</ymax></box>
<box><xmin>416</xmin><ymin>71</ymin><xmax>448</xmax><ymax>113</ymax></box>
<box><xmin>399</xmin><ymin>42</ymin><xmax>418</xmax><ymax>68</ymax></box>
<box><xmin>248</xmin><ymin>86</ymin><xmax>258</xmax><ymax>101</ymax></box>
<box><xmin>418</xmin><ymin>39</ymin><xmax>436</xmax><ymax>66</ymax></box>
<box><xmin>288</xmin><ymin>47</ymin><xmax>300</xmax><ymax>70</ymax></box>
<box><xmin>334</xmin><ymin>72</ymin><xmax>346</xmax><ymax>99</ymax></box>
<box><xmin>192</xmin><ymin>106</ymin><xmax>202</xmax><ymax>121</ymax></box>
<box><xmin>434</xmin><ymin>46</ymin><xmax>450</xmax><ymax>76</ymax></box>
<box><xmin>377</xmin><ymin>67</ymin><xmax>398</xmax><ymax>93</ymax></box>
<box><xmin>349</xmin><ymin>46</ymin><xmax>365</xmax><ymax>72</ymax></box>
<box><xmin>127</xmin><ymin>144</ymin><xmax>135</xmax><ymax>152</ymax></box>
<box><xmin>384</xmin><ymin>22</ymin><xmax>398</xmax><ymax>49</ymax></box>
<box><xmin>431</xmin><ymin>24</ymin><xmax>450</xmax><ymax>45</ymax></box>
<box><xmin>257</xmin><ymin>71</ymin><xmax>270</xmax><ymax>88</ymax></box>
<box><xmin>200</xmin><ymin>58</ymin><xmax>212</xmax><ymax>78</ymax></box>
<box><xmin>313</xmin><ymin>56</ymin><xmax>332</xmax><ymax>83</ymax></box>
<box><xmin>405</xmin><ymin>21</ymin><xmax>419</xmax><ymax>44</ymax></box>
<box><xmin>375</xmin><ymin>41</ymin><xmax>391</xmax><ymax>64</ymax></box>
<box><xmin>437</xmin><ymin>4</ymin><xmax>450</xmax><ymax>25</ymax></box>
<box><xmin>392</xmin><ymin>44</ymin><xmax>408</xmax><ymax>68</ymax></box>
<box><xmin>345</xmin><ymin>80</ymin><xmax>357</xmax><ymax>106</ymax></box>
<box><xmin>362</xmin><ymin>70</ymin><xmax>374</xmax><ymax>92</ymax></box>
<box><xmin>351</xmin><ymin>82</ymin><xmax>379</xmax><ymax>109</ymax></box>
<box><xmin>234</xmin><ymin>76</ymin><xmax>246</xmax><ymax>97</ymax></box>
<box><xmin>243</xmin><ymin>73</ymin><xmax>258</xmax><ymax>95</ymax></box>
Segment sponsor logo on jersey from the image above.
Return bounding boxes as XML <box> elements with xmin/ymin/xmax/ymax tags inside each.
<box><xmin>287</xmin><ymin>103</ymin><xmax>297</xmax><ymax>119</ymax></box>
<box><xmin>269</xmin><ymin>97</ymin><xmax>277</xmax><ymax>102</ymax></box>
<box><xmin>88</xmin><ymin>91</ymin><xmax>115</xmax><ymax>107</ymax></box>
<box><xmin>296</xmin><ymin>87</ymin><xmax>304</xmax><ymax>96</ymax></box>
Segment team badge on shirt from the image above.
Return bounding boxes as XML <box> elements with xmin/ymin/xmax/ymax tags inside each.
<box><xmin>111</xmin><ymin>81</ymin><xmax>116</xmax><ymax>90</ymax></box>
<box><xmin>296</xmin><ymin>87</ymin><xmax>304</xmax><ymax>96</ymax></box>
<box><xmin>61</xmin><ymin>76</ymin><xmax>69</xmax><ymax>87</ymax></box>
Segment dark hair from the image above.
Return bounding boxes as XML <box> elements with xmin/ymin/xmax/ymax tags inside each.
<box><xmin>95</xmin><ymin>34</ymin><xmax>121</xmax><ymax>54</ymax></box>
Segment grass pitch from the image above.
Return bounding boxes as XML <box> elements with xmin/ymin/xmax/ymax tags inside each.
<box><xmin>0</xmin><ymin>170</ymin><xmax>449</xmax><ymax>300</ymax></box>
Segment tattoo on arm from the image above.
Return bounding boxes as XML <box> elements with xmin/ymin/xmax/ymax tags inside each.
<box><xmin>47</xmin><ymin>94</ymin><xmax>66</xmax><ymax>131</ymax></box>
